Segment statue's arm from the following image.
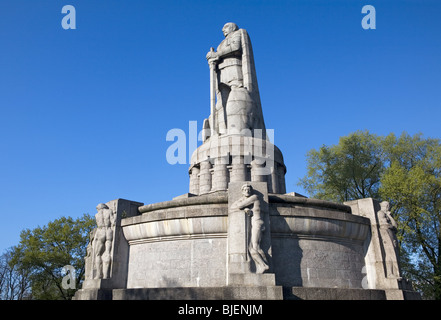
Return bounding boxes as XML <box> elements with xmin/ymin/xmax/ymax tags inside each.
<box><xmin>387</xmin><ymin>212</ymin><xmax>398</xmax><ymax>230</ymax></box>
<box><xmin>230</xmin><ymin>198</ymin><xmax>244</xmax><ymax>210</ymax></box>
<box><xmin>216</xmin><ymin>34</ymin><xmax>241</xmax><ymax>58</ymax></box>
<box><xmin>207</xmin><ymin>33</ymin><xmax>242</xmax><ymax>61</ymax></box>
<box><xmin>235</xmin><ymin>195</ymin><xmax>258</xmax><ymax>209</ymax></box>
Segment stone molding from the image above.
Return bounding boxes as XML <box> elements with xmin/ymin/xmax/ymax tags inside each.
<box><xmin>137</xmin><ymin>192</ymin><xmax>228</xmax><ymax>214</ymax></box>
<box><xmin>123</xmin><ymin>193</ymin><xmax>371</xmax><ymax>246</ymax></box>
<box><xmin>123</xmin><ymin>215</ymin><xmax>227</xmax><ymax>245</ymax></box>
<box><xmin>269</xmin><ymin>194</ymin><xmax>352</xmax><ymax>213</ymax></box>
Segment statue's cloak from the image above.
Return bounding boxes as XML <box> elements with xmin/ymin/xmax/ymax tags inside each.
<box><xmin>238</xmin><ymin>28</ymin><xmax>266</xmax><ymax>134</ymax></box>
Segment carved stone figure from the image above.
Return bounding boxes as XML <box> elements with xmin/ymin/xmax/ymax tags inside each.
<box><xmin>93</xmin><ymin>203</ymin><xmax>116</xmax><ymax>279</ymax></box>
<box><xmin>84</xmin><ymin>229</ymin><xmax>96</xmax><ymax>280</ymax></box>
<box><xmin>205</xmin><ymin>22</ymin><xmax>266</xmax><ymax>137</ymax></box>
<box><xmin>378</xmin><ymin>201</ymin><xmax>401</xmax><ymax>279</ymax></box>
<box><xmin>230</xmin><ymin>184</ymin><xmax>269</xmax><ymax>273</ymax></box>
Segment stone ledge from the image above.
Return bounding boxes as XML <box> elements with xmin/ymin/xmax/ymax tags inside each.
<box><xmin>385</xmin><ymin>289</ymin><xmax>422</xmax><ymax>300</ymax></box>
<box><xmin>137</xmin><ymin>192</ymin><xmax>228</xmax><ymax>214</ymax></box>
<box><xmin>270</xmin><ymin>215</ymin><xmax>369</xmax><ymax>242</ymax></box>
<box><xmin>73</xmin><ymin>288</ymin><xmax>113</xmax><ymax>300</ymax></box>
<box><xmin>270</xmin><ymin>205</ymin><xmax>370</xmax><ymax>226</ymax></box>
<box><xmin>82</xmin><ymin>278</ymin><xmax>116</xmax><ymax>290</ymax></box>
<box><xmin>112</xmin><ymin>286</ymin><xmax>283</xmax><ymax>300</ymax></box>
<box><xmin>123</xmin><ymin>202</ymin><xmax>228</xmax><ymax>226</ymax></box>
<box><xmin>283</xmin><ymin>287</ymin><xmax>387</xmax><ymax>300</ymax></box>
<box><xmin>76</xmin><ymin>286</ymin><xmax>412</xmax><ymax>300</ymax></box>
<box><xmin>228</xmin><ymin>273</ymin><xmax>276</xmax><ymax>286</ymax></box>
<box><xmin>122</xmin><ymin>216</ymin><xmax>228</xmax><ymax>243</ymax></box>
<box><xmin>269</xmin><ymin>194</ymin><xmax>351</xmax><ymax>213</ymax></box>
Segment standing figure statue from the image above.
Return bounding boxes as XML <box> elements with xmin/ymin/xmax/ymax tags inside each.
<box><xmin>378</xmin><ymin>201</ymin><xmax>401</xmax><ymax>279</ymax></box>
<box><xmin>93</xmin><ymin>203</ymin><xmax>116</xmax><ymax>279</ymax></box>
<box><xmin>205</xmin><ymin>23</ymin><xmax>266</xmax><ymax>137</ymax></box>
<box><xmin>230</xmin><ymin>184</ymin><xmax>269</xmax><ymax>273</ymax></box>
<box><xmin>84</xmin><ymin>229</ymin><xmax>96</xmax><ymax>280</ymax></box>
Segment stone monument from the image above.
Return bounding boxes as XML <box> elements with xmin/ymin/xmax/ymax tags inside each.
<box><xmin>74</xmin><ymin>23</ymin><xmax>420</xmax><ymax>300</ymax></box>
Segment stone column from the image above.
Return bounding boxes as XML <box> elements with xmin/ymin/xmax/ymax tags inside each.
<box><xmin>212</xmin><ymin>158</ymin><xmax>229</xmax><ymax>191</ymax></box>
<box><xmin>189</xmin><ymin>166</ymin><xmax>200</xmax><ymax>195</ymax></box>
<box><xmin>251</xmin><ymin>159</ymin><xmax>267</xmax><ymax>183</ymax></box>
<box><xmin>277</xmin><ymin>164</ymin><xmax>286</xmax><ymax>194</ymax></box>
<box><xmin>230</xmin><ymin>156</ymin><xmax>248</xmax><ymax>182</ymax></box>
<box><xmin>199</xmin><ymin>160</ymin><xmax>212</xmax><ymax>194</ymax></box>
<box><xmin>270</xmin><ymin>165</ymin><xmax>279</xmax><ymax>194</ymax></box>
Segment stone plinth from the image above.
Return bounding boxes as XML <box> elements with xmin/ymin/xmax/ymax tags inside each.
<box><xmin>103</xmin><ymin>194</ymin><xmax>375</xmax><ymax>296</ymax></box>
<box><xmin>75</xmin><ymin>194</ymin><xmax>420</xmax><ymax>300</ymax></box>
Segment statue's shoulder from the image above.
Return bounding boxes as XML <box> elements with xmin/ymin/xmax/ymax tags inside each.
<box><xmin>225</xmin><ymin>29</ymin><xmax>242</xmax><ymax>41</ymax></box>
<box><xmin>235</xmin><ymin>29</ymin><xmax>251</xmax><ymax>48</ymax></box>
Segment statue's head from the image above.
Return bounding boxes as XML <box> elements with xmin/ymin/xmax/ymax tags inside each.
<box><xmin>380</xmin><ymin>201</ymin><xmax>390</xmax><ymax>212</ymax></box>
<box><xmin>222</xmin><ymin>22</ymin><xmax>238</xmax><ymax>37</ymax></box>
<box><xmin>241</xmin><ymin>183</ymin><xmax>252</xmax><ymax>197</ymax></box>
<box><xmin>96</xmin><ymin>203</ymin><xmax>109</xmax><ymax>210</ymax></box>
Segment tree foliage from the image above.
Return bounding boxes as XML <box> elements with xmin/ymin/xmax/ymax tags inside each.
<box><xmin>380</xmin><ymin>133</ymin><xmax>441</xmax><ymax>299</ymax></box>
<box><xmin>299</xmin><ymin>131</ymin><xmax>441</xmax><ymax>299</ymax></box>
<box><xmin>10</xmin><ymin>214</ymin><xmax>95</xmax><ymax>300</ymax></box>
<box><xmin>0</xmin><ymin>249</ymin><xmax>31</xmax><ymax>300</ymax></box>
<box><xmin>299</xmin><ymin>130</ymin><xmax>385</xmax><ymax>202</ymax></box>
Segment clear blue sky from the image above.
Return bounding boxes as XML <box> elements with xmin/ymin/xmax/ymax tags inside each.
<box><xmin>1</xmin><ymin>0</ymin><xmax>440</xmax><ymax>254</ymax></box>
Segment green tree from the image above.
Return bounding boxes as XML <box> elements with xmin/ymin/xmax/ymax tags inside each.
<box><xmin>298</xmin><ymin>131</ymin><xmax>441</xmax><ymax>299</ymax></box>
<box><xmin>0</xmin><ymin>249</ymin><xmax>32</xmax><ymax>299</ymax></box>
<box><xmin>299</xmin><ymin>130</ymin><xmax>385</xmax><ymax>202</ymax></box>
<box><xmin>11</xmin><ymin>214</ymin><xmax>95</xmax><ymax>300</ymax></box>
<box><xmin>380</xmin><ymin>133</ymin><xmax>441</xmax><ymax>299</ymax></box>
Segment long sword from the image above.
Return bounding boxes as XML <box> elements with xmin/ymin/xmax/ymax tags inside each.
<box><xmin>208</xmin><ymin>47</ymin><xmax>216</xmax><ymax>137</ymax></box>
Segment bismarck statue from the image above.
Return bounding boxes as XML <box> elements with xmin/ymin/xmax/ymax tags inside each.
<box><xmin>190</xmin><ymin>23</ymin><xmax>287</xmax><ymax>196</ymax></box>
<box><xmin>203</xmin><ymin>22</ymin><xmax>266</xmax><ymax>138</ymax></box>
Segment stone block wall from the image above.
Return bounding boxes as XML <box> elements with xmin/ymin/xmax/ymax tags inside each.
<box><xmin>272</xmin><ymin>238</ymin><xmax>365</xmax><ymax>288</ymax></box>
<box><xmin>269</xmin><ymin>195</ymin><xmax>370</xmax><ymax>289</ymax></box>
<box><xmin>127</xmin><ymin>238</ymin><xmax>227</xmax><ymax>288</ymax></box>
